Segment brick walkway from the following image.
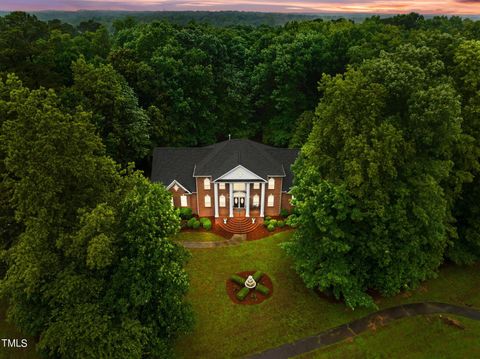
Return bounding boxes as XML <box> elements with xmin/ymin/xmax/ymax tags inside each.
<box><xmin>180</xmin><ymin>234</ymin><xmax>246</xmax><ymax>248</ymax></box>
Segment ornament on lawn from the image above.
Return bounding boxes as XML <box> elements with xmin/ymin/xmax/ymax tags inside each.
<box><xmin>230</xmin><ymin>271</ymin><xmax>270</xmax><ymax>301</ymax></box>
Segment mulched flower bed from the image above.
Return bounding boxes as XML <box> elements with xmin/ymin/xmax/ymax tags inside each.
<box><xmin>226</xmin><ymin>271</ymin><xmax>273</xmax><ymax>305</ymax></box>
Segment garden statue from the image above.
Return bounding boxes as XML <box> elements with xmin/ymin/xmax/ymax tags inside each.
<box><xmin>245</xmin><ymin>275</ymin><xmax>256</xmax><ymax>288</ymax></box>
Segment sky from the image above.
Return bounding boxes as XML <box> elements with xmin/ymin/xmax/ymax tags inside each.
<box><xmin>1</xmin><ymin>0</ymin><xmax>480</xmax><ymax>15</ymax></box>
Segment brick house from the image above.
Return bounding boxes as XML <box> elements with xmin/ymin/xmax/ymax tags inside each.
<box><xmin>151</xmin><ymin>139</ymin><xmax>299</xmax><ymax>219</ymax></box>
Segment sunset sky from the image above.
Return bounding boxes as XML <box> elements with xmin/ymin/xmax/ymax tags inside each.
<box><xmin>1</xmin><ymin>0</ymin><xmax>480</xmax><ymax>15</ymax></box>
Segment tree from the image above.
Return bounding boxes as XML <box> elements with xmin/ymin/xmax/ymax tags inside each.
<box><xmin>283</xmin><ymin>45</ymin><xmax>464</xmax><ymax>308</ymax></box>
<box><xmin>447</xmin><ymin>40</ymin><xmax>480</xmax><ymax>263</ymax></box>
<box><xmin>0</xmin><ymin>76</ymin><xmax>192</xmax><ymax>357</ymax></box>
<box><xmin>71</xmin><ymin>58</ymin><xmax>151</xmax><ymax>164</ymax></box>
<box><xmin>289</xmin><ymin>110</ymin><xmax>316</xmax><ymax>148</ymax></box>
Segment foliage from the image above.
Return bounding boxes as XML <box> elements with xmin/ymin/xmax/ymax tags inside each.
<box><xmin>280</xmin><ymin>208</ymin><xmax>290</xmax><ymax>218</ymax></box>
<box><xmin>179</xmin><ymin>207</ymin><xmax>193</xmax><ymax>220</ymax></box>
<box><xmin>0</xmin><ymin>77</ymin><xmax>192</xmax><ymax>358</ymax></box>
<box><xmin>70</xmin><ymin>58</ymin><xmax>151</xmax><ymax>164</ymax></box>
<box><xmin>200</xmin><ymin>218</ymin><xmax>212</xmax><ymax>230</ymax></box>
<box><xmin>267</xmin><ymin>223</ymin><xmax>275</xmax><ymax>232</ymax></box>
<box><xmin>284</xmin><ymin>44</ymin><xmax>465</xmax><ymax>308</ymax></box>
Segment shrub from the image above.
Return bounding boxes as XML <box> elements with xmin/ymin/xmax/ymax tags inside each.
<box><xmin>286</xmin><ymin>214</ymin><xmax>298</xmax><ymax>228</ymax></box>
<box><xmin>187</xmin><ymin>217</ymin><xmax>197</xmax><ymax>228</ymax></box>
<box><xmin>192</xmin><ymin>220</ymin><xmax>201</xmax><ymax>229</ymax></box>
<box><xmin>280</xmin><ymin>208</ymin><xmax>290</xmax><ymax>218</ymax></box>
<box><xmin>179</xmin><ymin>207</ymin><xmax>193</xmax><ymax>220</ymax></box>
<box><xmin>231</xmin><ymin>274</ymin><xmax>245</xmax><ymax>286</ymax></box>
<box><xmin>265</xmin><ymin>216</ymin><xmax>272</xmax><ymax>221</ymax></box>
<box><xmin>252</xmin><ymin>271</ymin><xmax>264</xmax><ymax>281</ymax></box>
<box><xmin>269</xmin><ymin>219</ymin><xmax>277</xmax><ymax>227</ymax></box>
<box><xmin>236</xmin><ymin>287</ymin><xmax>250</xmax><ymax>301</ymax></box>
<box><xmin>256</xmin><ymin>284</ymin><xmax>270</xmax><ymax>296</ymax></box>
<box><xmin>263</xmin><ymin>220</ymin><xmax>270</xmax><ymax>227</ymax></box>
<box><xmin>267</xmin><ymin>223</ymin><xmax>275</xmax><ymax>232</ymax></box>
<box><xmin>201</xmin><ymin>218</ymin><xmax>212</xmax><ymax>230</ymax></box>
<box><xmin>277</xmin><ymin>220</ymin><xmax>285</xmax><ymax>228</ymax></box>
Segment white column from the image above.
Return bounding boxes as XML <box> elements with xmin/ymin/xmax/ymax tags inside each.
<box><xmin>214</xmin><ymin>182</ymin><xmax>219</xmax><ymax>218</ymax></box>
<box><xmin>260</xmin><ymin>182</ymin><xmax>265</xmax><ymax>217</ymax></box>
<box><xmin>245</xmin><ymin>182</ymin><xmax>250</xmax><ymax>217</ymax></box>
<box><xmin>229</xmin><ymin>182</ymin><xmax>234</xmax><ymax>218</ymax></box>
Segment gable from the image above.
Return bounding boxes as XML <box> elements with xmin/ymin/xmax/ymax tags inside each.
<box><xmin>214</xmin><ymin>165</ymin><xmax>266</xmax><ymax>182</ymax></box>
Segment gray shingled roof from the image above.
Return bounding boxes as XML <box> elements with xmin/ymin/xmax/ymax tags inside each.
<box><xmin>151</xmin><ymin>139</ymin><xmax>299</xmax><ymax>192</ymax></box>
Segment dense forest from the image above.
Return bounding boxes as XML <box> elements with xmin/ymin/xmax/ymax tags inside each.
<box><xmin>1</xmin><ymin>10</ymin><xmax>480</xmax><ymax>357</ymax></box>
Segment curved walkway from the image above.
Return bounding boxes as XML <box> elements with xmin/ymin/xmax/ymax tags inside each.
<box><xmin>180</xmin><ymin>234</ymin><xmax>246</xmax><ymax>248</ymax></box>
<box><xmin>246</xmin><ymin>302</ymin><xmax>480</xmax><ymax>359</ymax></box>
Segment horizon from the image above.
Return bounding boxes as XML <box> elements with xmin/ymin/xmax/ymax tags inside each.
<box><xmin>1</xmin><ymin>1</ymin><xmax>480</xmax><ymax>16</ymax></box>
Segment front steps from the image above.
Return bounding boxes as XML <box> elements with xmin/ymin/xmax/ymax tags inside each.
<box><xmin>217</xmin><ymin>217</ymin><xmax>261</xmax><ymax>234</ymax></box>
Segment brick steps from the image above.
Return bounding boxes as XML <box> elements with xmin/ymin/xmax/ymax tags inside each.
<box><xmin>217</xmin><ymin>217</ymin><xmax>260</xmax><ymax>234</ymax></box>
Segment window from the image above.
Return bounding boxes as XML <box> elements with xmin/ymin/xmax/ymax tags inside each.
<box><xmin>268</xmin><ymin>178</ymin><xmax>275</xmax><ymax>189</ymax></box>
<box><xmin>171</xmin><ymin>197</ymin><xmax>174</xmax><ymax>207</ymax></box>
<box><xmin>219</xmin><ymin>183</ymin><xmax>226</xmax><ymax>190</ymax></box>
<box><xmin>253</xmin><ymin>182</ymin><xmax>260</xmax><ymax>190</ymax></box>
<box><xmin>204</xmin><ymin>178</ymin><xmax>211</xmax><ymax>190</ymax></box>
<box><xmin>267</xmin><ymin>194</ymin><xmax>274</xmax><ymax>207</ymax></box>
<box><xmin>233</xmin><ymin>182</ymin><xmax>245</xmax><ymax>191</ymax></box>
<box><xmin>219</xmin><ymin>194</ymin><xmax>226</xmax><ymax>207</ymax></box>
<box><xmin>204</xmin><ymin>194</ymin><xmax>211</xmax><ymax>207</ymax></box>
<box><xmin>252</xmin><ymin>194</ymin><xmax>260</xmax><ymax>207</ymax></box>
<box><xmin>180</xmin><ymin>195</ymin><xmax>187</xmax><ymax>207</ymax></box>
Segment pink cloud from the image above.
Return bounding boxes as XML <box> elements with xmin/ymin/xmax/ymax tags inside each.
<box><xmin>1</xmin><ymin>0</ymin><xmax>479</xmax><ymax>15</ymax></box>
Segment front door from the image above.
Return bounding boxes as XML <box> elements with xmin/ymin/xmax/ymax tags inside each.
<box><xmin>234</xmin><ymin>196</ymin><xmax>245</xmax><ymax>208</ymax></box>
<box><xmin>233</xmin><ymin>192</ymin><xmax>246</xmax><ymax>217</ymax></box>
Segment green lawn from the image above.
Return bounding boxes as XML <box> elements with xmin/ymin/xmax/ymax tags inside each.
<box><xmin>296</xmin><ymin>314</ymin><xmax>480</xmax><ymax>358</ymax></box>
<box><xmin>175</xmin><ymin>231</ymin><xmax>480</xmax><ymax>358</ymax></box>
<box><xmin>174</xmin><ymin>230</ymin><xmax>226</xmax><ymax>241</ymax></box>
<box><xmin>2</xmin><ymin>231</ymin><xmax>479</xmax><ymax>359</ymax></box>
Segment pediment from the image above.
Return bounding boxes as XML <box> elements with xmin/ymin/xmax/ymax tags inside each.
<box><xmin>215</xmin><ymin>165</ymin><xmax>265</xmax><ymax>182</ymax></box>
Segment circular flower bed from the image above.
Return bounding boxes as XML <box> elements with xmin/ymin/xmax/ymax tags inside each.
<box><xmin>226</xmin><ymin>271</ymin><xmax>273</xmax><ymax>305</ymax></box>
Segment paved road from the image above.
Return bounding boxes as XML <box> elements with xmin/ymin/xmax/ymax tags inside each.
<box><xmin>246</xmin><ymin>302</ymin><xmax>480</xmax><ymax>359</ymax></box>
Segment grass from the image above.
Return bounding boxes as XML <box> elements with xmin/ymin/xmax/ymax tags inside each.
<box><xmin>1</xmin><ymin>231</ymin><xmax>479</xmax><ymax>358</ymax></box>
<box><xmin>175</xmin><ymin>231</ymin><xmax>480</xmax><ymax>358</ymax></box>
<box><xmin>296</xmin><ymin>314</ymin><xmax>480</xmax><ymax>358</ymax></box>
<box><xmin>174</xmin><ymin>230</ymin><xmax>225</xmax><ymax>241</ymax></box>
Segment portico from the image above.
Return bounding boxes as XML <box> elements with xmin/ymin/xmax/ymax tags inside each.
<box><xmin>213</xmin><ymin>181</ymin><xmax>266</xmax><ymax>218</ymax></box>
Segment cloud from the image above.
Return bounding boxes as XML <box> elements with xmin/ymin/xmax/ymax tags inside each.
<box><xmin>1</xmin><ymin>0</ymin><xmax>479</xmax><ymax>15</ymax></box>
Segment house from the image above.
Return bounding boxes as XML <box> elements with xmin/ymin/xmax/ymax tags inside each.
<box><xmin>151</xmin><ymin>139</ymin><xmax>299</xmax><ymax>219</ymax></box>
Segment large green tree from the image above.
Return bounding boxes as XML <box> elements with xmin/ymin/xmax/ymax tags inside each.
<box><xmin>0</xmin><ymin>76</ymin><xmax>192</xmax><ymax>358</ymax></box>
<box><xmin>284</xmin><ymin>45</ymin><xmax>464</xmax><ymax>308</ymax></box>
<box><xmin>71</xmin><ymin>58</ymin><xmax>151</xmax><ymax>164</ymax></box>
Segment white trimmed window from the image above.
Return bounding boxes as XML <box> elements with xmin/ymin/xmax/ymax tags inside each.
<box><xmin>171</xmin><ymin>197</ymin><xmax>174</xmax><ymax>207</ymax></box>
<box><xmin>219</xmin><ymin>194</ymin><xmax>226</xmax><ymax>207</ymax></box>
<box><xmin>268</xmin><ymin>178</ymin><xmax>275</xmax><ymax>189</ymax></box>
<box><xmin>180</xmin><ymin>195</ymin><xmax>187</xmax><ymax>207</ymax></box>
<box><xmin>219</xmin><ymin>182</ymin><xmax>226</xmax><ymax>190</ymax></box>
<box><xmin>204</xmin><ymin>194</ymin><xmax>211</xmax><ymax>207</ymax></box>
<box><xmin>252</xmin><ymin>194</ymin><xmax>260</xmax><ymax>207</ymax></box>
<box><xmin>253</xmin><ymin>182</ymin><xmax>260</xmax><ymax>189</ymax></box>
<box><xmin>204</xmin><ymin>178</ymin><xmax>211</xmax><ymax>190</ymax></box>
<box><xmin>267</xmin><ymin>194</ymin><xmax>274</xmax><ymax>207</ymax></box>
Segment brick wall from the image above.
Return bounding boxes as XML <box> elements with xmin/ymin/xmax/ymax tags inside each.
<box><xmin>196</xmin><ymin>177</ymin><xmax>215</xmax><ymax>217</ymax></box>
<box><xmin>281</xmin><ymin>192</ymin><xmax>294</xmax><ymax>212</ymax></box>
<box><xmin>264</xmin><ymin>177</ymin><xmax>282</xmax><ymax>217</ymax></box>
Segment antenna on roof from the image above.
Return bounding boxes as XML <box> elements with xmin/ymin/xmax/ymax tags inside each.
<box><xmin>228</xmin><ymin>134</ymin><xmax>231</xmax><ymax>141</ymax></box>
